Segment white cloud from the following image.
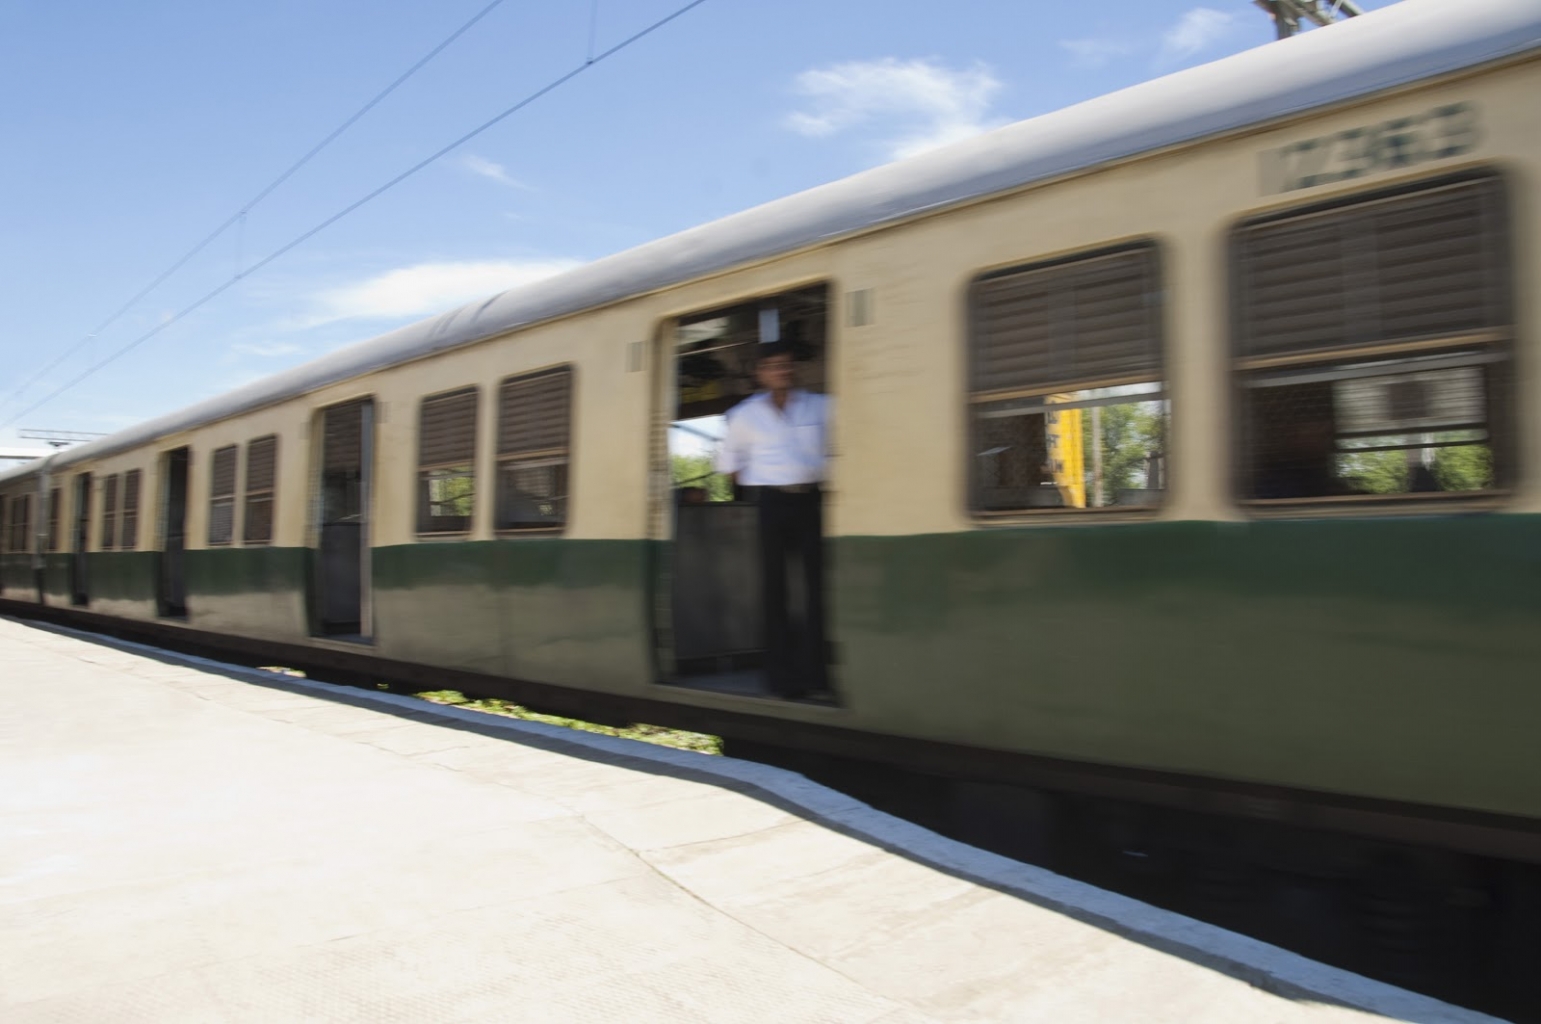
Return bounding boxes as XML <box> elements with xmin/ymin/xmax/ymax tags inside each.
<box><xmin>460</xmin><ymin>154</ymin><xmax>532</xmax><ymax>190</ymax></box>
<box><xmin>310</xmin><ymin>258</ymin><xmax>583</xmax><ymax>324</ymax></box>
<box><xmin>1160</xmin><ymin>7</ymin><xmax>1236</xmax><ymax>63</ymax></box>
<box><xmin>786</xmin><ymin>58</ymin><xmax>1007</xmax><ymax>161</ymax></box>
<box><xmin>229</xmin><ymin>340</ymin><xmax>303</xmax><ymax>358</ymax></box>
<box><xmin>1058</xmin><ymin>36</ymin><xmax>1138</xmax><ymax>70</ymax></box>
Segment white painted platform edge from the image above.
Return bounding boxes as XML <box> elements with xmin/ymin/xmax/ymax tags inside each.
<box><xmin>11</xmin><ymin>616</ymin><xmax>1505</xmax><ymax>1024</ymax></box>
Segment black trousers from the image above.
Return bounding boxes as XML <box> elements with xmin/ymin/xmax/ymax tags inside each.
<box><xmin>757</xmin><ymin>487</ymin><xmax>827</xmax><ymax>697</ymax></box>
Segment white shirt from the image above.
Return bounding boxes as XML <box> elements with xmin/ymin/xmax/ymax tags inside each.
<box><xmin>716</xmin><ymin>390</ymin><xmax>830</xmax><ymax>486</ymax></box>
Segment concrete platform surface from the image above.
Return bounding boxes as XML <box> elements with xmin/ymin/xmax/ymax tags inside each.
<box><xmin>0</xmin><ymin>616</ymin><xmax>1503</xmax><ymax>1023</ymax></box>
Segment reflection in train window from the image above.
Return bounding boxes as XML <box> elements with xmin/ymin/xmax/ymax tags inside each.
<box><xmin>968</xmin><ymin>244</ymin><xmax>1166</xmax><ymax>514</ymax></box>
<box><xmin>1234</xmin><ymin>175</ymin><xmax>1511</xmax><ymax>504</ymax></box>
<box><xmin>974</xmin><ymin>383</ymin><xmax>1168</xmax><ymax>511</ymax></box>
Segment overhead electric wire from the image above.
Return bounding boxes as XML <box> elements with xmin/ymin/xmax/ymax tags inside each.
<box><xmin>1</xmin><ymin>0</ymin><xmax>711</xmax><ymax>429</ymax></box>
<box><xmin>0</xmin><ymin>0</ymin><xmax>510</xmax><ymax>416</ymax></box>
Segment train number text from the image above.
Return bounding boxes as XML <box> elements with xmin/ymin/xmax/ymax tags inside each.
<box><xmin>1261</xmin><ymin>103</ymin><xmax>1479</xmax><ymax>194</ymax></box>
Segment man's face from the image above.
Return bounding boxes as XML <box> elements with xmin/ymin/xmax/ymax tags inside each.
<box><xmin>756</xmin><ymin>353</ymin><xmax>795</xmax><ymax>392</ymax></box>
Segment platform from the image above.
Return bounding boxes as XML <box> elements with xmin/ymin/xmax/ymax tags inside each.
<box><xmin>0</xmin><ymin>616</ymin><xmax>1502</xmax><ymax>1023</ymax></box>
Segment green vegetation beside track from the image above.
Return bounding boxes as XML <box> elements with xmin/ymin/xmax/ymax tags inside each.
<box><xmin>412</xmin><ymin>688</ymin><xmax>723</xmax><ymax>755</ymax></box>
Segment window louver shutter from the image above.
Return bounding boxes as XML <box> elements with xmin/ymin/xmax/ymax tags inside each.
<box><xmin>101</xmin><ymin>475</ymin><xmax>119</xmax><ymax>550</ymax></box>
<box><xmin>211</xmin><ymin>447</ymin><xmax>238</xmax><ymax>499</ymax></box>
<box><xmin>12</xmin><ymin>495</ymin><xmax>29</xmax><ymax>552</ymax></box>
<box><xmin>1236</xmin><ymin>177</ymin><xmax>1508</xmax><ymax>361</ymax></box>
<box><xmin>209</xmin><ymin>447</ymin><xmax>237</xmax><ymax>545</ymax></box>
<box><xmin>418</xmin><ymin>389</ymin><xmax>478</xmax><ymax>468</ymax></box>
<box><xmin>246</xmin><ymin>437</ymin><xmax>277</xmax><ymax>493</ymax></box>
<box><xmin>498</xmin><ymin>370</ymin><xmax>571</xmax><ymax>456</ymax></box>
<box><xmin>121</xmin><ymin>470</ymin><xmax>141</xmax><ymax>550</ymax></box>
<box><xmin>244</xmin><ymin>498</ymin><xmax>273</xmax><ymax>544</ymax></box>
<box><xmin>324</xmin><ymin>403</ymin><xmax>364</xmax><ymax>469</ymax></box>
<box><xmin>972</xmin><ymin>247</ymin><xmax>1161</xmax><ymax>396</ymax></box>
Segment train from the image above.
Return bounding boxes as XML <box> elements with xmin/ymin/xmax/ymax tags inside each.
<box><xmin>4</xmin><ymin>0</ymin><xmax>1541</xmax><ymax>1008</ymax></box>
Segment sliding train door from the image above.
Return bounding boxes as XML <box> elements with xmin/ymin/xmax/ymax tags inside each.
<box><xmin>70</xmin><ymin>473</ymin><xmax>91</xmax><ymax>606</ymax></box>
<box><xmin>313</xmin><ymin>398</ymin><xmax>373</xmax><ymax>638</ymax></box>
<box><xmin>654</xmin><ymin>284</ymin><xmax>832</xmax><ymax>699</ymax></box>
<box><xmin>157</xmin><ymin>448</ymin><xmax>189</xmax><ymax>617</ymax></box>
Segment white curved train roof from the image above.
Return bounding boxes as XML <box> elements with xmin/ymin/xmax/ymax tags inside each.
<box><xmin>6</xmin><ymin>0</ymin><xmax>1540</xmax><ymax>485</ymax></box>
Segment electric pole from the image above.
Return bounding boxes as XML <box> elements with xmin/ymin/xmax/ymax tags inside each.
<box><xmin>1255</xmin><ymin>0</ymin><xmax>1364</xmax><ymax>39</ymax></box>
<box><xmin>17</xmin><ymin>428</ymin><xmax>107</xmax><ymax>449</ymax></box>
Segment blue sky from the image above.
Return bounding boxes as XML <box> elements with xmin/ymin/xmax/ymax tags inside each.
<box><xmin>0</xmin><ymin>0</ymin><xmax>1404</xmax><ymax>452</ymax></box>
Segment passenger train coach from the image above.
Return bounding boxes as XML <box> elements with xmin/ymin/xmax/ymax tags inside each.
<box><xmin>5</xmin><ymin>0</ymin><xmax>1541</xmax><ymax>936</ymax></box>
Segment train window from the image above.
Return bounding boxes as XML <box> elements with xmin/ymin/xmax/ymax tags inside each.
<box><xmin>968</xmin><ymin>244</ymin><xmax>1166</xmax><ymax>514</ymax></box>
<box><xmin>8</xmin><ymin>494</ymin><xmax>30</xmax><ymax>552</ymax></box>
<box><xmin>496</xmin><ymin>368</ymin><xmax>571</xmax><ymax>531</ymax></box>
<box><xmin>47</xmin><ymin>487</ymin><xmax>61</xmax><ymax>552</ymax></box>
<box><xmin>0</xmin><ymin>494</ymin><xmax>8</xmax><ymax>551</ymax></box>
<box><xmin>121</xmin><ymin>470</ymin><xmax>141</xmax><ymax>551</ymax></box>
<box><xmin>244</xmin><ymin>436</ymin><xmax>278</xmax><ymax>545</ymax></box>
<box><xmin>1233</xmin><ymin>175</ymin><xmax>1510</xmax><ymax>504</ymax></box>
<box><xmin>101</xmin><ymin>474</ymin><xmax>119</xmax><ymax>550</ymax></box>
<box><xmin>417</xmin><ymin>387</ymin><xmax>478</xmax><ymax>535</ymax></box>
<box><xmin>208</xmin><ymin>446</ymin><xmax>238</xmax><ymax>545</ymax></box>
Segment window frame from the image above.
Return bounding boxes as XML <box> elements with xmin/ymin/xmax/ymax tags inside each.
<box><xmin>74</xmin><ymin>473</ymin><xmax>92</xmax><ymax>555</ymax></box>
<box><xmin>495</xmin><ymin>365</ymin><xmax>574</xmax><ymax>535</ymax></box>
<box><xmin>415</xmin><ymin>386</ymin><xmax>479</xmax><ymax>537</ymax></box>
<box><xmin>243</xmin><ymin>435</ymin><xmax>278</xmax><ymax>546</ymax></box>
<box><xmin>18</xmin><ymin>494</ymin><xmax>31</xmax><ymax>553</ymax></box>
<box><xmin>6</xmin><ymin>493</ymin><xmax>30</xmax><ymax>553</ymax></box>
<box><xmin>1226</xmin><ymin>169</ymin><xmax>1514</xmax><ymax>515</ymax></box>
<box><xmin>47</xmin><ymin>486</ymin><xmax>61</xmax><ymax>553</ymax></box>
<box><xmin>208</xmin><ymin>445</ymin><xmax>239</xmax><ymax>546</ymax></box>
<box><xmin>121</xmin><ymin>469</ymin><xmax>142</xmax><ymax>551</ymax></box>
<box><xmin>101</xmin><ymin>474</ymin><xmax>119</xmax><ymax>551</ymax></box>
<box><xmin>964</xmin><ymin>239</ymin><xmax>1169</xmax><ymax>520</ymax></box>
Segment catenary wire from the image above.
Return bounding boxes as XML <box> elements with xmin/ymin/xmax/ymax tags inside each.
<box><xmin>0</xmin><ymin>0</ymin><xmax>509</xmax><ymax>415</ymax></box>
<box><xmin>1</xmin><ymin>0</ymin><xmax>710</xmax><ymax>429</ymax></box>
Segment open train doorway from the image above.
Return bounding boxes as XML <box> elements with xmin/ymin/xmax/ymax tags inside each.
<box><xmin>70</xmin><ymin>472</ymin><xmax>91</xmax><ymax>606</ymax></box>
<box><xmin>157</xmin><ymin>448</ymin><xmax>189</xmax><ymax>617</ymax></box>
<box><xmin>656</xmin><ymin>283</ymin><xmax>835</xmax><ymax>702</ymax></box>
<box><xmin>313</xmin><ymin>398</ymin><xmax>373</xmax><ymax>639</ymax></box>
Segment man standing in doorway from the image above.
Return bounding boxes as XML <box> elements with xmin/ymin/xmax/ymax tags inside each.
<box><xmin>717</xmin><ymin>342</ymin><xmax>831</xmax><ymax>700</ymax></box>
